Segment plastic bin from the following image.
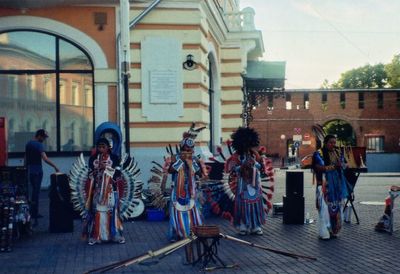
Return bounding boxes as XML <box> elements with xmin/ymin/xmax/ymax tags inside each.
<box><xmin>146</xmin><ymin>209</ymin><xmax>165</xmax><ymax>222</ymax></box>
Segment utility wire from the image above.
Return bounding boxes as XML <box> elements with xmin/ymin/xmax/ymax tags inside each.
<box><xmin>305</xmin><ymin>0</ymin><xmax>371</xmax><ymax>60</ymax></box>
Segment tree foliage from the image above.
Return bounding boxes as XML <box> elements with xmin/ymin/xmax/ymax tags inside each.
<box><xmin>327</xmin><ymin>54</ymin><xmax>400</xmax><ymax>88</ymax></box>
<box><xmin>324</xmin><ymin>120</ymin><xmax>356</xmax><ymax>146</ymax></box>
<box><xmin>385</xmin><ymin>54</ymin><xmax>400</xmax><ymax>88</ymax></box>
<box><xmin>332</xmin><ymin>63</ymin><xmax>387</xmax><ymax>88</ymax></box>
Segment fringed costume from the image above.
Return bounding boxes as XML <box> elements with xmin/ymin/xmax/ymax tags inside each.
<box><xmin>167</xmin><ymin>123</ymin><xmax>207</xmax><ymax>241</ymax></box>
<box><xmin>313</xmin><ymin>135</ymin><xmax>348</xmax><ymax>240</ymax></box>
<box><xmin>69</xmin><ymin>138</ymin><xmax>144</xmax><ymax>245</ymax></box>
<box><xmin>223</xmin><ymin>127</ymin><xmax>273</xmax><ymax>235</ymax></box>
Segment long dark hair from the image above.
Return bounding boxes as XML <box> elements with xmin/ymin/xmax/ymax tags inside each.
<box><xmin>322</xmin><ymin>135</ymin><xmax>336</xmax><ymax>165</ymax></box>
<box><xmin>312</xmin><ymin>134</ymin><xmax>336</xmax><ymax>171</ymax></box>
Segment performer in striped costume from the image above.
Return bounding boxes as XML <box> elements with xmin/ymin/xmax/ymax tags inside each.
<box><xmin>167</xmin><ymin>124</ymin><xmax>207</xmax><ymax>242</ymax></box>
<box><xmin>225</xmin><ymin>127</ymin><xmax>269</xmax><ymax>236</ymax></box>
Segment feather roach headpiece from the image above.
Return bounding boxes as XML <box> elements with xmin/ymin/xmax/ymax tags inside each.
<box><xmin>231</xmin><ymin>127</ymin><xmax>260</xmax><ymax>155</ymax></box>
<box><xmin>180</xmin><ymin>122</ymin><xmax>206</xmax><ymax>149</ymax></box>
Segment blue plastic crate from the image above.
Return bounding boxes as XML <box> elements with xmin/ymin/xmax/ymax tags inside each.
<box><xmin>146</xmin><ymin>209</ymin><xmax>165</xmax><ymax>222</ymax></box>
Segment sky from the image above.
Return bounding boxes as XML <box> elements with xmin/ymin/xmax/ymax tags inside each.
<box><xmin>239</xmin><ymin>0</ymin><xmax>400</xmax><ymax>89</ymax></box>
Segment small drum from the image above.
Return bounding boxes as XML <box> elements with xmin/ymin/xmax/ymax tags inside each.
<box><xmin>193</xmin><ymin>225</ymin><xmax>220</xmax><ymax>238</ymax></box>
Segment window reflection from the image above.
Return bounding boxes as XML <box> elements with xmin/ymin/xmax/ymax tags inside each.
<box><xmin>60</xmin><ymin>73</ymin><xmax>93</xmax><ymax>152</ymax></box>
<box><xmin>59</xmin><ymin>39</ymin><xmax>92</xmax><ymax>70</ymax></box>
<box><xmin>0</xmin><ymin>31</ymin><xmax>56</xmax><ymax>70</ymax></box>
<box><xmin>0</xmin><ymin>30</ymin><xmax>94</xmax><ymax>153</ymax></box>
<box><xmin>0</xmin><ymin>73</ymin><xmax>57</xmax><ymax>152</ymax></box>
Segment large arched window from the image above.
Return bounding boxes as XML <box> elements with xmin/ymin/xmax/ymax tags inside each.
<box><xmin>0</xmin><ymin>30</ymin><xmax>94</xmax><ymax>154</ymax></box>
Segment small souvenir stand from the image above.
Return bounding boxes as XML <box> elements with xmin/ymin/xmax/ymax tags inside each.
<box><xmin>0</xmin><ymin>166</ymin><xmax>31</xmax><ymax>252</ymax></box>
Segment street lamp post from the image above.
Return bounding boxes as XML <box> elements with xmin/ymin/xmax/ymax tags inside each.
<box><xmin>280</xmin><ymin>134</ymin><xmax>286</xmax><ymax>168</ymax></box>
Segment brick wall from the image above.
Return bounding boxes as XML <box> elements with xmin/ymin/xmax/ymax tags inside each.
<box><xmin>251</xmin><ymin>89</ymin><xmax>400</xmax><ymax>159</ymax></box>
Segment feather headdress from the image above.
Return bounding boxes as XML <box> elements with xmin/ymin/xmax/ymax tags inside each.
<box><xmin>180</xmin><ymin>122</ymin><xmax>206</xmax><ymax>149</ymax></box>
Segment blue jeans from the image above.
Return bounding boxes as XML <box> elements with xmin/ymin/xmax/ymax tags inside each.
<box><xmin>29</xmin><ymin>171</ymin><xmax>43</xmax><ymax>219</ymax></box>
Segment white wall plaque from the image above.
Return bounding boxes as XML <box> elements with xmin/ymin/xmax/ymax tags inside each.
<box><xmin>150</xmin><ymin>70</ymin><xmax>177</xmax><ymax>104</ymax></box>
<box><xmin>141</xmin><ymin>36</ymin><xmax>183</xmax><ymax>121</ymax></box>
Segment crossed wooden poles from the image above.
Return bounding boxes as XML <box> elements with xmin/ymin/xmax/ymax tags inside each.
<box><xmin>85</xmin><ymin>231</ymin><xmax>316</xmax><ymax>273</ymax></box>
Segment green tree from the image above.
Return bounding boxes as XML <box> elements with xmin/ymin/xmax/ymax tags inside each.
<box><xmin>385</xmin><ymin>54</ymin><xmax>400</xmax><ymax>88</ymax></box>
<box><xmin>324</xmin><ymin>120</ymin><xmax>355</xmax><ymax>146</ymax></box>
<box><xmin>332</xmin><ymin>63</ymin><xmax>387</xmax><ymax>88</ymax></box>
<box><xmin>320</xmin><ymin>79</ymin><xmax>330</xmax><ymax>89</ymax></box>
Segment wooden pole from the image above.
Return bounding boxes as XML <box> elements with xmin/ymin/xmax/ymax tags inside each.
<box><xmin>84</xmin><ymin>236</ymin><xmax>196</xmax><ymax>274</ymax></box>
<box><xmin>220</xmin><ymin>233</ymin><xmax>317</xmax><ymax>261</ymax></box>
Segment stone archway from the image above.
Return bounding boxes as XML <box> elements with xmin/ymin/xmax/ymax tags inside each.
<box><xmin>323</xmin><ymin>119</ymin><xmax>356</xmax><ymax>146</ymax></box>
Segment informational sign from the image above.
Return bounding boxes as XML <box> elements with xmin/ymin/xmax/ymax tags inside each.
<box><xmin>302</xmin><ymin>140</ymin><xmax>311</xmax><ymax>145</ymax></box>
<box><xmin>293</xmin><ymin>134</ymin><xmax>302</xmax><ymax>141</ymax></box>
<box><xmin>150</xmin><ymin>70</ymin><xmax>177</xmax><ymax>104</ymax></box>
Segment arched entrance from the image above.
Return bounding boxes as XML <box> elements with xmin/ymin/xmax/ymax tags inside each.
<box><xmin>323</xmin><ymin>119</ymin><xmax>356</xmax><ymax>146</ymax></box>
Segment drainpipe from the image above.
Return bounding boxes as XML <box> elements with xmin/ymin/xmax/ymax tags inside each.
<box><xmin>117</xmin><ymin>0</ymin><xmax>162</xmax><ymax>154</ymax></box>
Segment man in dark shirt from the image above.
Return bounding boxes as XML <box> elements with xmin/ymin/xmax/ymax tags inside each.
<box><xmin>25</xmin><ymin>129</ymin><xmax>60</xmax><ymax>226</ymax></box>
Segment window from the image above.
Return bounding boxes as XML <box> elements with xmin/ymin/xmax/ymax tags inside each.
<box><xmin>267</xmin><ymin>94</ymin><xmax>274</xmax><ymax>110</ymax></box>
<box><xmin>7</xmin><ymin>75</ymin><xmax>18</xmax><ymax>98</ymax></box>
<box><xmin>84</xmin><ymin>85</ymin><xmax>93</xmax><ymax>107</ymax></box>
<box><xmin>358</xmin><ymin>92</ymin><xmax>364</xmax><ymax>109</ymax></box>
<box><xmin>322</xmin><ymin>92</ymin><xmax>327</xmax><ymax>104</ymax></box>
<box><xmin>72</xmin><ymin>82</ymin><xmax>79</xmax><ymax>106</ymax></box>
<box><xmin>377</xmin><ymin>91</ymin><xmax>383</xmax><ymax>109</ymax></box>
<box><xmin>366</xmin><ymin>136</ymin><xmax>384</xmax><ymax>152</ymax></box>
<box><xmin>321</xmin><ymin>92</ymin><xmax>328</xmax><ymax>111</ymax></box>
<box><xmin>0</xmin><ymin>30</ymin><xmax>94</xmax><ymax>153</ymax></box>
<box><xmin>340</xmin><ymin>92</ymin><xmax>346</xmax><ymax>109</ymax></box>
<box><xmin>59</xmin><ymin>80</ymin><xmax>66</xmax><ymax>104</ymax></box>
<box><xmin>285</xmin><ymin>93</ymin><xmax>292</xmax><ymax>110</ymax></box>
<box><xmin>43</xmin><ymin>76</ymin><xmax>53</xmax><ymax>100</ymax></box>
<box><xmin>304</xmin><ymin>93</ymin><xmax>309</xmax><ymax>109</ymax></box>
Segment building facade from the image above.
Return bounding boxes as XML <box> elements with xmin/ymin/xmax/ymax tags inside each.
<box><xmin>0</xmin><ymin>0</ymin><xmax>264</xmax><ymax>185</ymax></box>
<box><xmin>250</xmin><ymin>89</ymin><xmax>400</xmax><ymax>171</ymax></box>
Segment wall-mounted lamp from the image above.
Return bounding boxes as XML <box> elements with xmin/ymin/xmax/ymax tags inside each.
<box><xmin>183</xmin><ymin>54</ymin><xmax>198</xmax><ymax>70</ymax></box>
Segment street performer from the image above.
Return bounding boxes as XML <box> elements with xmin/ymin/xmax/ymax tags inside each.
<box><xmin>312</xmin><ymin>134</ymin><xmax>348</xmax><ymax>240</ymax></box>
<box><xmin>69</xmin><ymin>138</ymin><xmax>144</xmax><ymax>246</ymax></box>
<box><xmin>225</xmin><ymin>127</ymin><xmax>268</xmax><ymax>236</ymax></box>
<box><xmin>167</xmin><ymin>123</ymin><xmax>208</xmax><ymax>242</ymax></box>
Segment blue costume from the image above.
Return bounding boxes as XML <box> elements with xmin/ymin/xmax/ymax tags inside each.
<box><xmin>313</xmin><ymin>145</ymin><xmax>348</xmax><ymax>239</ymax></box>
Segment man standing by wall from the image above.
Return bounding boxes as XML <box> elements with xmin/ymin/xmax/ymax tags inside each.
<box><xmin>25</xmin><ymin>129</ymin><xmax>60</xmax><ymax>227</ymax></box>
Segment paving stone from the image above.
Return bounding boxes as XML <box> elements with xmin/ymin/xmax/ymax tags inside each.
<box><xmin>1</xmin><ymin>172</ymin><xmax>400</xmax><ymax>273</ymax></box>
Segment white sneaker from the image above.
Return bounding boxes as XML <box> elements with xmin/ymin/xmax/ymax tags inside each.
<box><xmin>251</xmin><ymin>227</ymin><xmax>263</xmax><ymax>235</ymax></box>
<box><xmin>239</xmin><ymin>224</ymin><xmax>247</xmax><ymax>235</ymax></box>
<box><xmin>239</xmin><ymin>230</ymin><xmax>247</xmax><ymax>236</ymax></box>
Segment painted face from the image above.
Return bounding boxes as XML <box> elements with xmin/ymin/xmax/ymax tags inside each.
<box><xmin>326</xmin><ymin>138</ymin><xmax>336</xmax><ymax>151</ymax></box>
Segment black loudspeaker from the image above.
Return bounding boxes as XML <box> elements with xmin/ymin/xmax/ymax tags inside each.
<box><xmin>286</xmin><ymin>171</ymin><xmax>304</xmax><ymax>197</ymax></box>
<box><xmin>205</xmin><ymin>162</ymin><xmax>225</xmax><ymax>180</ymax></box>
<box><xmin>283</xmin><ymin>195</ymin><xmax>304</xmax><ymax>224</ymax></box>
<box><xmin>49</xmin><ymin>173</ymin><xmax>74</xmax><ymax>233</ymax></box>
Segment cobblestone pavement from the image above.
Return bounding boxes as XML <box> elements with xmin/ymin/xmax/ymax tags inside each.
<box><xmin>1</xmin><ymin>170</ymin><xmax>399</xmax><ymax>274</ymax></box>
